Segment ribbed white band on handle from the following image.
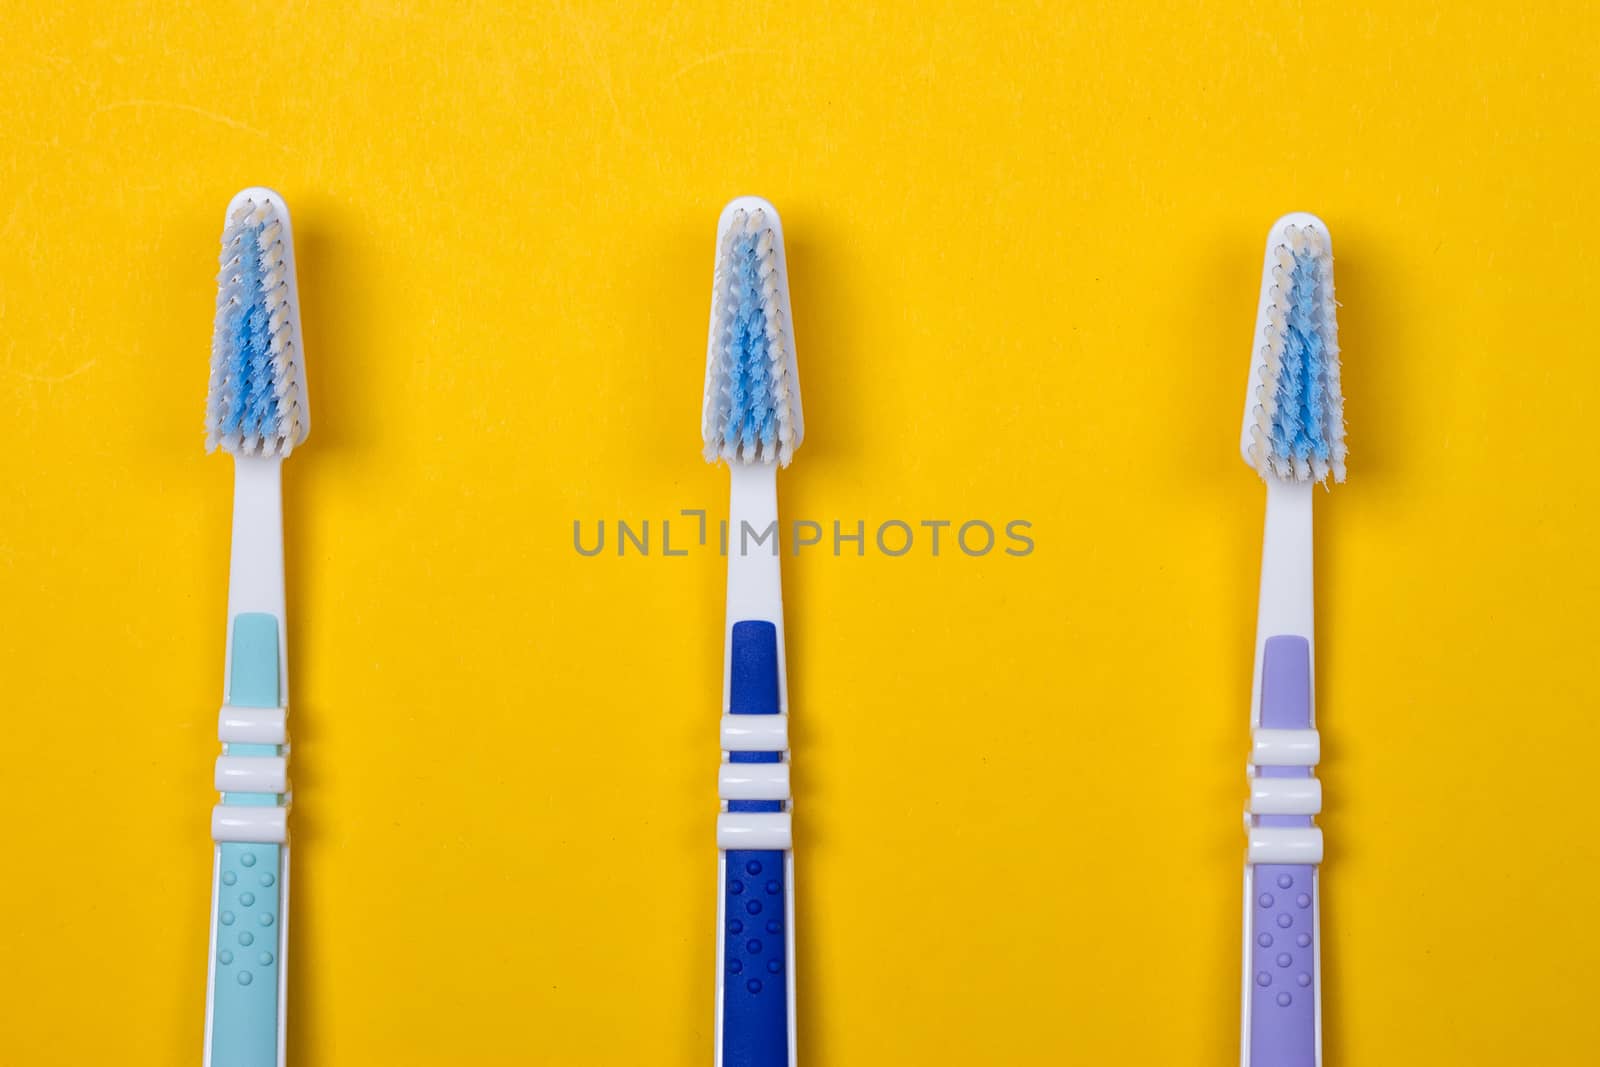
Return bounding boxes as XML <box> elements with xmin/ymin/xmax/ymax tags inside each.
<box><xmin>215</xmin><ymin>755</ymin><xmax>288</xmax><ymax>794</ymax></box>
<box><xmin>1251</xmin><ymin>728</ymin><xmax>1320</xmax><ymax>767</ymax></box>
<box><xmin>719</xmin><ymin>762</ymin><xmax>790</xmax><ymax>801</ymax></box>
<box><xmin>720</xmin><ymin>714</ymin><xmax>788</xmax><ymax>752</ymax></box>
<box><xmin>218</xmin><ymin>705</ymin><xmax>288</xmax><ymax>744</ymax></box>
<box><xmin>1247</xmin><ymin>826</ymin><xmax>1323</xmax><ymax>864</ymax></box>
<box><xmin>717</xmin><ymin>811</ymin><xmax>792</xmax><ymax>850</ymax></box>
<box><xmin>211</xmin><ymin>805</ymin><xmax>288</xmax><ymax>843</ymax></box>
<box><xmin>1249</xmin><ymin>777</ymin><xmax>1322</xmax><ymax>815</ymax></box>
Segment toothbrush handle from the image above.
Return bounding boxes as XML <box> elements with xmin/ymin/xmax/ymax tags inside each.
<box><xmin>1247</xmin><ymin>864</ymin><xmax>1318</xmax><ymax>1067</ymax></box>
<box><xmin>208</xmin><ymin>843</ymin><xmax>286</xmax><ymax>1067</ymax></box>
<box><xmin>718</xmin><ymin>620</ymin><xmax>794</xmax><ymax>1067</ymax></box>
<box><xmin>721</xmin><ymin>849</ymin><xmax>791</xmax><ymax>1067</ymax></box>
<box><xmin>1246</xmin><ymin>635</ymin><xmax>1321</xmax><ymax>1067</ymax></box>
<box><xmin>206</xmin><ymin>613</ymin><xmax>290</xmax><ymax>1067</ymax></box>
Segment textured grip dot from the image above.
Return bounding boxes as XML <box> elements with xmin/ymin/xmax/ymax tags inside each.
<box><xmin>210</xmin><ymin>843</ymin><xmax>283</xmax><ymax>1067</ymax></box>
<box><xmin>722</xmin><ymin>849</ymin><xmax>788</xmax><ymax>1067</ymax></box>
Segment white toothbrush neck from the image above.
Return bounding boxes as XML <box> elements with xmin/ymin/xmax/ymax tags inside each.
<box><xmin>725</xmin><ymin>462</ymin><xmax>784</xmax><ymax>627</ymax></box>
<box><xmin>1251</xmin><ymin>478</ymin><xmax>1314</xmax><ymax>727</ymax></box>
<box><xmin>224</xmin><ymin>454</ymin><xmax>287</xmax><ymax>684</ymax></box>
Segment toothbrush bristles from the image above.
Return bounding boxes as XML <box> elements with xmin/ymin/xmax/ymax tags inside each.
<box><xmin>702</xmin><ymin>205</ymin><xmax>801</xmax><ymax>466</ymax></box>
<box><xmin>1247</xmin><ymin>222</ymin><xmax>1345</xmax><ymax>484</ymax></box>
<box><xmin>206</xmin><ymin>193</ymin><xmax>306</xmax><ymax>457</ymax></box>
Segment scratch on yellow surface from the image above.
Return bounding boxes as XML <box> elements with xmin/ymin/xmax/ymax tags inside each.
<box><xmin>90</xmin><ymin>98</ymin><xmax>271</xmax><ymax>139</ymax></box>
<box><xmin>16</xmin><ymin>358</ymin><xmax>98</xmax><ymax>385</ymax></box>
<box><xmin>668</xmin><ymin>48</ymin><xmax>783</xmax><ymax>85</ymax></box>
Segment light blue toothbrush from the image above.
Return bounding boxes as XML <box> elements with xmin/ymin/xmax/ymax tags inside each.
<box><xmin>202</xmin><ymin>188</ymin><xmax>308</xmax><ymax>1067</ymax></box>
<box><xmin>702</xmin><ymin>197</ymin><xmax>803</xmax><ymax>1067</ymax></box>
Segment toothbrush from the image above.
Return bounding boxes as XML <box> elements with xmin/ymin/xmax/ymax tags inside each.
<box><xmin>1238</xmin><ymin>214</ymin><xmax>1344</xmax><ymax>1067</ymax></box>
<box><xmin>202</xmin><ymin>188</ymin><xmax>308</xmax><ymax>1067</ymax></box>
<box><xmin>702</xmin><ymin>197</ymin><xmax>804</xmax><ymax>1067</ymax></box>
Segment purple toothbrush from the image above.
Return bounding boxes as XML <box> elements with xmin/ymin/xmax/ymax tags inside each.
<box><xmin>1238</xmin><ymin>214</ymin><xmax>1345</xmax><ymax>1067</ymax></box>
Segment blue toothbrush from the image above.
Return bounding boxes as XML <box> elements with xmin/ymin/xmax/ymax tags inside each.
<box><xmin>702</xmin><ymin>197</ymin><xmax>804</xmax><ymax>1067</ymax></box>
<box><xmin>202</xmin><ymin>188</ymin><xmax>308</xmax><ymax>1067</ymax></box>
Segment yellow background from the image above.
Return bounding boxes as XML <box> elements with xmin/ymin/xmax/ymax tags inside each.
<box><xmin>3</xmin><ymin>2</ymin><xmax>1597</xmax><ymax>1063</ymax></box>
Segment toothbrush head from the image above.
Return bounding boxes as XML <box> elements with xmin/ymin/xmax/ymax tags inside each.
<box><xmin>1240</xmin><ymin>213</ymin><xmax>1345</xmax><ymax>484</ymax></box>
<box><xmin>702</xmin><ymin>196</ymin><xmax>803</xmax><ymax>466</ymax></box>
<box><xmin>206</xmin><ymin>188</ymin><xmax>308</xmax><ymax>456</ymax></box>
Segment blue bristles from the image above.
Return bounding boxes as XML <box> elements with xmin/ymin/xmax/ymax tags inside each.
<box><xmin>726</xmin><ymin>230</ymin><xmax>777</xmax><ymax>456</ymax></box>
<box><xmin>220</xmin><ymin>225</ymin><xmax>280</xmax><ymax>442</ymax></box>
<box><xmin>206</xmin><ymin>193</ymin><xmax>305</xmax><ymax>456</ymax></box>
<box><xmin>703</xmin><ymin>205</ymin><xmax>799</xmax><ymax>466</ymax></box>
